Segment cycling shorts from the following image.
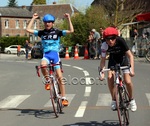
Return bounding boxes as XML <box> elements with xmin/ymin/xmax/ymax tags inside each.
<box><xmin>42</xmin><ymin>51</ymin><xmax>60</xmax><ymax>69</ymax></box>
<box><xmin>108</xmin><ymin>56</ymin><xmax>130</xmax><ymax>73</ymax></box>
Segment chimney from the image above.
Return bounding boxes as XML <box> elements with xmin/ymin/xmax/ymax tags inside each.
<box><xmin>22</xmin><ymin>5</ymin><xmax>26</xmax><ymax>9</ymax></box>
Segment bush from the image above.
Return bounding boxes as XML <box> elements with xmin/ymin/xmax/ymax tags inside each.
<box><xmin>0</xmin><ymin>36</ymin><xmax>28</xmax><ymax>52</ymax></box>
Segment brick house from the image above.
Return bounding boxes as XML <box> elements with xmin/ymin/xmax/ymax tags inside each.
<box><xmin>0</xmin><ymin>7</ymin><xmax>35</xmax><ymax>37</ymax></box>
<box><xmin>0</xmin><ymin>3</ymin><xmax>78</xmax><ymax>42</ymax></box>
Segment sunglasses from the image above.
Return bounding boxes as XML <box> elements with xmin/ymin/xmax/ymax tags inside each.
<box><xmin>44</xmin><ymin>21</ymin><xmax>54</xmax><ymax>23</ymax></box>
<box><xmin>105</xmin><ymin>36</ymin><xmax>116</xmax><ymax>41</ymax></box>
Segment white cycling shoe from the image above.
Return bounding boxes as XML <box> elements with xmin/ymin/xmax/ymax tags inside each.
<box><xmin>111</xmin><ymin>100</ymin><xmax>117</xmax><ymax>111</ymax></box>
<box><xmin>130</xmin><ymin>99</ymin><xmax>137</xmax><ymax>112</ymax></box>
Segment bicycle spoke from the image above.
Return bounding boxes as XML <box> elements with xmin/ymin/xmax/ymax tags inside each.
<box><xmin>116</xmin><ymin>85</ymin><xmax>130</xmax><ymax>126</ymax></box>
<box><xmin>49</xmin><ymin>84</ymin><xmax>59</xmax><ymax>117</ymax></box>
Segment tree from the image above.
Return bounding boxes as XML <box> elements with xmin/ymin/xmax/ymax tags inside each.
<box><xmin>8</xmin><ymin>0</ymin><xmax>18</xmax><ymax>7</ymax></box>
<box><xmin>31</xmin><ymin>0</ymin><xmax>46</xmax><ymax>5</ymax></box>
<box><xmin>92</xmin><ymin>0</ymin><xmax>148</xmax><ymax>27</ymax></box>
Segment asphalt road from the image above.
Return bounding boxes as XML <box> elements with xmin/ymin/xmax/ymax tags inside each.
<box><xmin>0</xmin><ymin>54</ymin><xmax>150</xmax><ymax>126</ymax></box>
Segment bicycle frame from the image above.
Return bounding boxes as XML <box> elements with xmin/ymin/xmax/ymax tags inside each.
<box><xmin>35</xmin><ymin>63</ymin><xmax>63</xmax><ymax>117</ymax></box>
<box><xmin>99</xmin><ymin>64</ymin><xmax>130</xmax><ymax>126</ymax></box>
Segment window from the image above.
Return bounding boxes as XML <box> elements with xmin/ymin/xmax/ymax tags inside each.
<box><xmin>5</xmin><ymin>20</ymin><xmax>9</xmax><ymax>28</ymax></box>
<box><xmin>34</xmin><ymin>21</ymin><xmax>37</xmax><ymax>29</ymax></box>
<box><xmin>16</xmin><ymin>20</ymin><xmax>20</xmax><ymax>29</ymax></box>
<box><xmin>23</xmin><ymin>20</ymin><xmax>27</xmax><ymax>29</ymax></box>
<box><xmin>34</xmin><ymin>36</ymin><xmax>38</xmax><ymax>41</ymax></box>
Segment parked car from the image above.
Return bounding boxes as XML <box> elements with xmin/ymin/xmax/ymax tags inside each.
<box><xmin>4</xmin><ymin>45</ymin><xmax>25</xmax><ymax>54</ymax></box>
<box><xmin>31</xmin><ymin>42</ymin><xmax>84</xmax><ymax>58</ymax></box>
<box><xmin>31</xmin><ymin>42</ymin><xmax>43</xmax><ymax>58</ymax></box>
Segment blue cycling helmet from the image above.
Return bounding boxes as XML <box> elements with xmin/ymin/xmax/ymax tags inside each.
<box><xmin>43</xmin><ymin>14</ymin><xmax>55</xmax><ymax>22</ymax></box>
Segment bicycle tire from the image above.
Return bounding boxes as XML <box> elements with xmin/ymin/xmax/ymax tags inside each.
<box><xmin>49</xmin><ymin>83</ymin><xmax>58</xmax><ymax>117</ymax></box>
<box><xmin>122</xmin><ymin>85</ymin><xmax>130</xmax><ymax>126</ymax></box>
<box><xmin>145</xmin><ymin>49</ymin><xmax>150</xmax><ymax>62</ymax></box>
<box><xmin>54</xmin><ymin>81</ymin><xmax>63</xmax><ymax>114</ymax></box>
<box><xmin>115</xmin><ymin>85</ymin><xmax>130</xmax><ymax>126</ymax></box>
<box><xmin>50</xmin><ymin>79</ymin><xmax>62</xmax><ymax>117</ymax></box>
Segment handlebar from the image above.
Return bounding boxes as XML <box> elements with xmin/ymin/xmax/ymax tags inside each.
<box><xmin>98</xmin><ymin>65</ymin><xmax>131</xmax><ymax>80</ymax></box>
<box><xmin>35</xmin><ymin>63</ymin><xmax>63</xmax><ymax>77</ymax></box>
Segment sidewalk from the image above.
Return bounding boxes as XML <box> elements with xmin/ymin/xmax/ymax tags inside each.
<box><xmin>0</xmin><ymin>53</ymin><xmax>25</xmax><ymax>60</ymax></box>
<box><xmin>0</xmin><ymin>53</ymin><xmax>149</xmax><ymax>63</ymax></box>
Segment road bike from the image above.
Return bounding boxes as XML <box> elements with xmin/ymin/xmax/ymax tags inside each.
<box><xmin>35</xmin><ymin>62</ymin><xmax>63</xmax><ymax>117</ymax></box>
<box><xmin>99</xmin><ymin>64</ymin><xmax>130</xmax><ymax>126</ymax></box>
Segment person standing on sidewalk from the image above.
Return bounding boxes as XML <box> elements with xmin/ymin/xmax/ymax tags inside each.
<box><xmin>26</xmin><ymin>13</ymin><xmax>74</xmax><ymax>106</ymax></box>
<box><xmin>17</xmin><ymin>45</ymin><xmax>21</xmax><ymax>57</ymax></box>
<box><xmin>25</xmin><ymin>40</ymin><xmax>29</xmax><ymax>59</ymax></box>
<box><xmin>91</xmin><ymin>29</ymin><xmax>100</xmax><ymax>59</ymax></box>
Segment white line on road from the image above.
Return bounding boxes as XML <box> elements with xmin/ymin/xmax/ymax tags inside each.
<box><xmin>146</xmin><ymin>93</ymin><xmax>150</xmax><ymax>106</ymax></box>
<box><xmin>83</xmin><ymin>70</ymin><xmax>89</xmax><ymax>76</ymax></box>
<box><xmin>72</xmin><ymin>66</ymin><xmax>84</xmax><ymax>70</ymax></box>
<box><xmin>74</xmin><ymin>101</ymin><xmax>88</xmax><ymax>117</ymax></box>
<box><xmin>44</xmin><ymin>94</ymin><xmax>76</xmax><ymax>107</ymax></box>
<box><xmin>0</xmin><ymin>95</ymin><xmax>30</xmax><ymax>108</ymax></box>
<box><xmin>84</xmin><ymin>86</ymin><xmax>91</xmax><ymax>97</ymax></box>
<box><xmin>96</xmin><ymin>93</ymin><xmax>111</xmax><ymax>106</ymax></box>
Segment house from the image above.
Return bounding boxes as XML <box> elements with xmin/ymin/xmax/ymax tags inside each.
<box><xmin>0</xmin><ymin>2</ymin><xmax>78</xmax><ymax>42</ymax></box>
<box><xmin>0</xmin><ymin>7</ymin><xmax>35</xmax><ymax>37</ymax></box>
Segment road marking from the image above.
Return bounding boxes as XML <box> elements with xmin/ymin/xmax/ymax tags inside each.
<box><xmin>0</xmin><ymin>95</ymin><xmax>30</xmax><ymax>108</ymax></box>
<box><xmin>85</xmin><ymin>77</ymin><xmax>92</xmax><ymax>85</ymax></box>
<box><xmin>96</xmin><ymin>93</ymin><xmax>111</xmax><ymax>106</ymax></box>
<box><xmin>84</xmin><ymin>86</ymin><xmax>91</xmax><ymax>97</ymax></box>
<box><xmin>63</xmin><ymin>64</ymin><xmax>71</xmax><ymax>67</ymax></box>
<box><xmin>44</xmin><ymin>94</ymin><xmax>76</xmax><ymax>107</ymax></box>
<box><xmin>83</xmin><ymin>70</ymin><xmax>89</xmax><ymax>76</ymax></box>
<box><xmin>146</xmin><ymin>93</ymin><xmax>150</xmax><ymax>106</ymax></box>
<box><xmin>75</xmin><ymin>101</ymin><xmax>88</xmax><ymax>117</ymax></box>
<box><xmin>72</xmin><ymin>66</ymin><xmax>84</xmax><ymax>70</ymax></box>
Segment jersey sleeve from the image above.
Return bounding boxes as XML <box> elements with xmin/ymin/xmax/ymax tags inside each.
<box><xmin>62</xmin><ymin>30</ymin><xmax>67</xmax><ymax>36</ymax></box>
<box><xmin>33</xmin><ymin>30</ymin><xmax>39</xmax><ymax>36</ymax></box>
<box><xmin>101</xmin><ymin>42</ymin><xmax>108</xmax><ymax>57</ymax></box>
<box><xmin>119</xmin><ymin>37</ymin><xmax>129</xmax><ymax>52</ymax></box>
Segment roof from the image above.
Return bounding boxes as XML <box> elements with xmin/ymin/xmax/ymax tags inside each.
<box><xmin>29</xmin><ymin>4</ymin><xmax>79</xmax><ymax>19</ymax></box>
<box><xmin>0</xmin><ymin>7</ymin><xmax>33</xmax><ymax>18</ymax></box>
<box><xmin>136</xmin><ymin>12</ymin><xmax>150</xmax><ymax>22</ymax></box>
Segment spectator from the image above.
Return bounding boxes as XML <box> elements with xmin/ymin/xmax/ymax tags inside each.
<box><xmin>17</xmin><ymin>45</ymin><xmax>21</xmax><ymax>57</ymax></box>
<box><xmin>25</xmin><ymin>39</ymin><xmax>29</xmax><ymax>59</ymax></box>
<box><xmin>87</xmin><ymin>30</ymin><xmax>94</xmax><ymax>58</ymax></box>
<box><xmin>28</xmin><ymin>42</ymin><xmax>33</xmax><ymax>60</ymax></box>
<box><xmin>91</xmin><ymin>29</ymin><xmax>100</xmax><ymax>59</ymax></box>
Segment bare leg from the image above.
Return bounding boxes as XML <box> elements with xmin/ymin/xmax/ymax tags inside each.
<box><xmin>56</xmin><ymin>68</ymin><xmax>65</xmax><ymax>97</ymax></box>
<box><xmin>41</xmin><ymin>60</ymin><xmax>49</xmax><ymax>81</ymax></box>
<box><xmin>107</xmin><ymin>71</ymin><xmax>115</xmax><ymax>100</ymax></box>
<box><xmin>123</xmin><ymin>73</ymin><xmax>133</xmax><ymax>100</ymax></box>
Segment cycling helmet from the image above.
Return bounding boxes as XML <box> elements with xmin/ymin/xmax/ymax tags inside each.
<box><xmin>103</xmin><ymin>27</ymin><xmax>118</xmax><ymax>39</ymax></box>
<box><xmin>43</xmin><ymin>14</ymin><xmax>55</xmax><ymax>22</ymax></box>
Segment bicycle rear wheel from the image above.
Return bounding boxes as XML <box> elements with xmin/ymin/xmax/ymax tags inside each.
<box><xmin>50</xmin><ymin>80</ymin><xmax>62</xmax><ymax>117</ymax></box>
<box><xmin>115</xmin><ymin>85</ymin><xmax>130</xmax><ymax>126</ymax></box>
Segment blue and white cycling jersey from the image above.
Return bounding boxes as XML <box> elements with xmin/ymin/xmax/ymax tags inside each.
<box><xmin>34</xmin><ymin>28</ymin><xmax>67</xmax><ymax>53</ymax></box>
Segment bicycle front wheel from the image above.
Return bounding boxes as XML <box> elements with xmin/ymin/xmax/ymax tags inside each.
<box><xmin>50</xmin><ymin>81</ymin><xmax>62</xmax><ymax>117</ymax></box>
<box><xmin>145</xmin><ymin>49</ymin><xmax>150</xmax><ymax>62</ymax></box>
<box><xmin>115</xmin><ymin>85</ymin><xmax>130</xmax><ymax>126</ymax></box>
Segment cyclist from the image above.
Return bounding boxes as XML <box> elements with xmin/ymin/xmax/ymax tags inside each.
<box><xmin>99</xmin><ymin>27</ymin><xmax>137</xmax><ymax>112</ymax></box>
<box><xmin>26</xmin><ymin>13</ymin><xmax>74</xmax><ymax>106</ymax></box>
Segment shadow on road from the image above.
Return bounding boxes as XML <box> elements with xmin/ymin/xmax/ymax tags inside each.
<box><xmin>63</xmin><ymin>120</ymin><xmax>120</xmax><ymax>126</ymax></box>
<box><xmin>0</xmin><ymin>108</ymin><xmax>64</xmax><ymax>119</ymax></box>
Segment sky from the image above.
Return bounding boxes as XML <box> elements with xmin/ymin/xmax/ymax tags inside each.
<box><xmin>0</xmin><ymin>0</ymin><xmax>94</xmax><ymax>10</ymax></box>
